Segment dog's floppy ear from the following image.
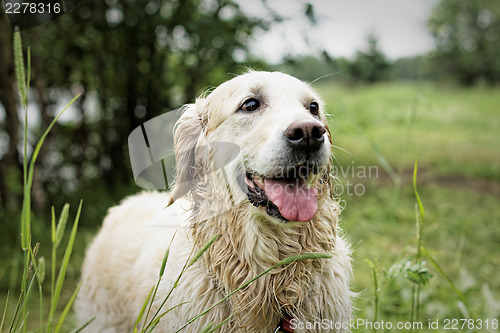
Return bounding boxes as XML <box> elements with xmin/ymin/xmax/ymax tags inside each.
<box><xmin>169</xmin><ymin>100</ymin><xmax>206</xmax><ymax>205</ymax></box>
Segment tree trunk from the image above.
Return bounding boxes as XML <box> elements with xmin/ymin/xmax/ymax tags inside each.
<box><xmin>0</xmin><ymin>9</ymin><xmax>22</xmax><ymax>212</ymax></box>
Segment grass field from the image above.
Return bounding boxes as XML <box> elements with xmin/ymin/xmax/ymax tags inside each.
<box><xmin>317</xmin><ymin>81</ymin><xmax>500</xmax><ymax>331</ymax></box>
<box><xmin>1</xmin><ymin>81</ymin><xmax>499</xmax><ymax>332</ymax></box>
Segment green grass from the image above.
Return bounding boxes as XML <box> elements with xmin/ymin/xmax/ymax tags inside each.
<box><xmin>317</xmin><ymin>80</ymin><xmax>500</xmax><ymax>331</ymax></box>
<box><xmin>2</xmin><ymin>31</ymin><xmax>87</xmax><ymax>333</ymax></box>
<box><xmin>320</xmin><ymin>82</ymin><xmax>500</xmax><ymax>179</ymax></box>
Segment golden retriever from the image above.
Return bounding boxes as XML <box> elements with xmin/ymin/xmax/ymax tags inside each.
<box><xmin>75</xmin><ymin>71</ymin><xmax>352</xmax><ymax>332</ymax></box>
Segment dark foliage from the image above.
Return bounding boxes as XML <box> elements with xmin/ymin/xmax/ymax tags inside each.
<box><xmin>428</xmin><ymin>0</ymin><xmax>500</xmax><ymax>85</ymax></box>
<box><xmin>0</xmin><ymin>0</ymin><xmax>272</xmax><ymax>227</ymax></box>
<box><xmin>347</xmin><ymin>33</ymin><xmax>390</xmax><ymax>84</ymax></box>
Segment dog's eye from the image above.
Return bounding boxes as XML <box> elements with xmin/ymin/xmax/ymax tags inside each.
<box><xmin>308</xmin><ymin>102</ymin><xmax>319</xmax><ymax>115</ymax></box>
<box><xmin>239</xmin><ymin>98</ymin><xmax>260</xmax><ymax>112</ymax></box>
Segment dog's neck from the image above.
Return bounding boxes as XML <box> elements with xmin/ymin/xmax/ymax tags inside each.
<box><xmin>188</xmin><ymin>182</ymin><xmax>339</xmax><ymax>331</ymax></box>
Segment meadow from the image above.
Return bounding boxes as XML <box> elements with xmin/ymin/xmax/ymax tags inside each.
<box><xmin>1</xmin><ymin>80</ymin><xmax>499</xmax><ymax>332</ymax></box>
<box><xmin>317</xmin><ymin>81</ymin><xmax>500</xmax><ymax>331</ymax></box>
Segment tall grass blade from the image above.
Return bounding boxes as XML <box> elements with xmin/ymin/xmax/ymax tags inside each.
<box><xmin>413</xmin><ymin>161</ymin><xmax>425</xmax><ymax>220</ymax></box>
<box><xmin>48</xmin><ymin>200</ymin><xmax>83</xmax><ymax>330</ymax></box>
<box><xmin>411</xmin><ymin>160</ymin><xmax>425</xmax><ymax>326</ymax></box>
<box><xmin>17</xmin><ymin>242</ymin><xmax>41</xmax><ymax>333</ymax></box>
<box><xmin>37</xmin><ymin>257</ymin><xmax>46</xmax><ymax>330</ymax></box>
<box><xmin>15</xmin><ymin>272</ymin><xmax>37</xmax><ymax>332</ymax></box>
<box><xmin>21</xmin><ymin>93</ymin><xmax>80</xmax><ymax>252</ymax></box>
<box><xmin>12</xmin><ymin>34</ymin><xmax>85</xmax><ymax>333</ymax></box>
<box><xmin>142</xmin><ymin>233</ymin><xmax>176</xmax><ymax>331</ymax></box>
<box><xmin>8</xmin><ymin>289</ymin><xmax>23</xmax><ymax>333</ymax></box>
<box><xmin>368</xmin><ymin>137</ymin><xmax>400</xmax><ymax>185</ymax></box>
<box><xmin>152</xmin><ymin>302</ymin><xmax>187</xmax><ymax>323</ymax></box>
<box><xmin>0</xmin><ymin>290</ymin><xmax>9</xmax><ymax>332</ymax></box>
<box><xmin>144</xmin><ymin>319</ymin><xmax>160</xmax><ymax>333</ymax></box>
<box><xmin>68</xmin><ymin>317</ymin><xmax>95</xmax><ymax>333</ymax></box>
<box><xmin>199</xmin><ymin>323</ymin><xmax>214</xmax><ymax>333</ymax></box>
<box><xmin>19</xmin><ymin>140</ymin><xmax>30</xmax><ymax>250</ymax></box>
<box><xmin>16</xmin><ymin>313</ymin><xmax>29</xmax><ymax>332</ymax></box>
<box><xmin>133</xmin><ymin>286</ymin><xmax>154</xmax><ymax>333</ymax></box>
<box><xmin>54</xmin><ymin>281</ymin><xmax>83</xmax><ymax>333</ymax></box>
<box><xmin>26</xmin><ymin>93</ymin><xmax>80</xmax><ymax>199</ymax></box>
<box><xmin>19</xmin><ymin>91</ymin><xmax>80</xmax><ymax>331</ymax></box>
<box><xmin>143</xmin><ymin>235</ymin><xmax>213</xmax><ymax>331</ymax></box>
<box><xmin>50</xmin><ymin>206</ymin><xmax>57</xmax><ymax>306</ymax></box>
<box><xmin>203</xmin><ymin>313</ymin><xmax>234</xmax><ymax>333</ymax></box>
<box><xmin>22</xmin><ymin>74</ymin><xmax>28</xmax><ymax>188</ymax></box>
<box><xmin>420</xmin><ymin>246</ymin><xmax>468</xmax><ymax>307</ymax></box>
<box><xmin>365</xmin><ymin>259</ymin><xmax>379</xmax><ymax>326</ymax></box>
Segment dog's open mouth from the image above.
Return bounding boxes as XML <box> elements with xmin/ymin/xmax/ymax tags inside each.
<box><xmin>244</xmin><ymin>165</ymin><xmax>320</xmax><ymax>222</ymax></box>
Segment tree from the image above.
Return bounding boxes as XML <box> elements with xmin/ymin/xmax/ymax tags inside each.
<box><xmin>0</xmin><ymin>9</ymin><xmax>22</xmax><ymax>212</ymax></box>
<box><xmin>428</xmin><ymin>0</ymin><xmax>500</xmax><ymax>85</ymax></box>
<box><xmin>347</xmin><ymin>33</ymin><xmax>390</xmax><ymax>83</ymax></box>
<box><xmin>0</xmin><ymin>0</ymin><xmax>278</xmax><ymax>220</ymax></box>
<box><xmin>2</xmin><ymin>0</ymin><xmax>329</xmax><ymax>223</ymax></box>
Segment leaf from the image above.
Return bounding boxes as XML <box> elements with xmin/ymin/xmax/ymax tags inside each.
<box><xmin>133</xmin><ymin>286</ymin><xmax>154</xmax><ymax>333</ymax></box>
<box><xmin>199</xmin><ymin>322</ymin><xmax>214</xmax><ymax>333</ymax></box>
<box><xmin>203</xmin><ymin>313</ymin><xmax>234</xmax><ymax>333</ymax></box>
<box><xmin>413</xmin><ymin>160</ymin><xmax>425</xmax><ymax>220</ymax></box>
<box><xmin>48</xmin><ymin>200</ymin><xmax>83</xmax><ymax>328</ymax></box>
<box><xmin>54</xmin><ymin>281</ymin><xmax>83</xmax><ymax>333</ymax></box>
<box><xmin>21</xmin><ymin>93</ymin><xmax>80</xmax><ymax>250</ymax></box>
<box><xmin>0</xmin><ymin>290</ymin><xmax>9</xmax><ymax>332</ymax></box>
<box><xmin>421</xmin><ymin>246</ymin><xmax>468</xmax><ymax>306</ymax></box>
<box><xmin>68</xmin><ymin>317</ymin><xmax>95</xmax><ymax>333</ymax></box>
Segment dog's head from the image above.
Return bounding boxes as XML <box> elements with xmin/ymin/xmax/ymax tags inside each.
<box><xmin>172</xmin><ymin>71</ymin><xmax>333</xmax><ymax>224</ymax></box>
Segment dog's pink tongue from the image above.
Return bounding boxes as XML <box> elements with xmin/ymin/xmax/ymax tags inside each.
<box><xmin>264</xmin><ymin>178</ymin><xmax>318</xmax><ymax>222</ymax></box>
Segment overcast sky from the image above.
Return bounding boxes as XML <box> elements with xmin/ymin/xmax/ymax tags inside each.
<box><xmin>240</xmin><ymin>0</ymin><xmax>439</xmax><ymax>63</ymax></box>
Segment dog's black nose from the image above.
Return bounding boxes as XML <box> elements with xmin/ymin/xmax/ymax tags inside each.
<box><xmin>285</xmin><ymin>120</ymin><xmax>326</xmax><ymax>150</ymax></box>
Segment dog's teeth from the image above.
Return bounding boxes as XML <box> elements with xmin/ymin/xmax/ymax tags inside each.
<box><xmin>254</xmin><ymin>176</ymin><xmax>264</xmax><ymax>188</ymax></box>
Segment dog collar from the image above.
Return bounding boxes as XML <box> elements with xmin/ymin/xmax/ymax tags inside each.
<box><xmin>276</xmin><ymin>315</ymin><xmax>294</xmax><ymax>333</ymax></box>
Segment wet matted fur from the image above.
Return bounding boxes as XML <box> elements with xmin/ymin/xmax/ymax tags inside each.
<box><xmin>75</xmin><ymin>71</ymin><xmax>353</xmax><ymax>332</ymax></box>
